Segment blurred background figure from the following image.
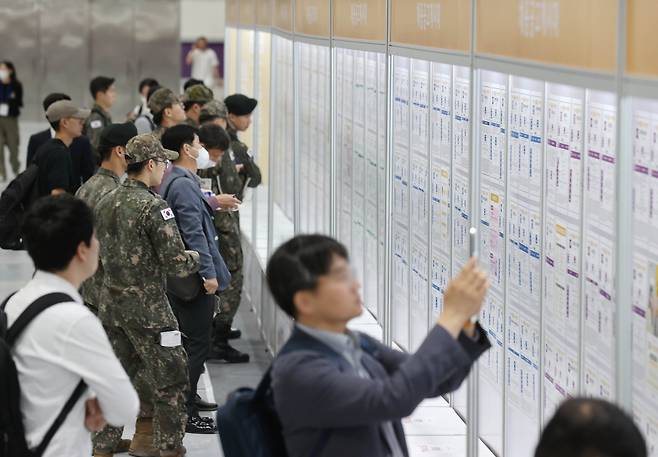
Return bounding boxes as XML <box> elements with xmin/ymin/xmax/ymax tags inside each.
<box><xmin>0</xmin><ymin>61</ymin><xmax>22</xmax><ymax>180</ymax></box>
<box><xmin>128</xmin><ymin>77</ymin><xmax>159</xmax><ymax>122</ymax></box>
<box><xmin>535</xmin><ymin>398</ymin><xmax>647</xmax><ymax>457</ymax></box>
<box><xmin>186</xmin><ymin>37</ymin><xmax>219</xmax><ymax>90</ymax></box>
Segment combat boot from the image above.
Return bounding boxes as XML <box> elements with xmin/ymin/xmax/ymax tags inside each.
<box><xmin>129</xmin><ymin>417</ymin><xmax>159</xmax><ymax>457</ymax></box>
<box><xmin>160</xmin><ymin>445</ymin><xmax>187</xmax><ymax>457</ymax></box>
<box><xmin>93</xmin><ymin>439</ymin><xmax>132</xmax><ymax>457</ymax></box>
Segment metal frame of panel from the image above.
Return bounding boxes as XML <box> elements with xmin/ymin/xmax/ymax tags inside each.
<box><xmin>231</xmin><ymin>1</ymin><xmax>654</xmax><ymax>456</ymax></box>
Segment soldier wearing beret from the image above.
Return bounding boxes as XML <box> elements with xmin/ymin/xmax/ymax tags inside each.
<box><xmin>93</xmin><ymin>134</ymin><xmax>200</xmax><ymax>457</ymax></box>
<box><xmin>147</xmin><ymin>87</ymin><xmax>186</xmax><ymax>139</ymax></box>
<box><xmin>198</xmin><ymin>94</ymin><xmax>262</xmax><ymax>362</ymax></box>
<box><xmin>182</xmin><ymin>83</ymin><xmax>214</xmax><ymax>127</ymax></box>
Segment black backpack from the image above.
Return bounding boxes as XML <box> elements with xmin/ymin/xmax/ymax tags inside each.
<box><xmin>216</xmin><ymin>332</ymin><xmax>376</xmax><ymax>457</ymax></box>
<box><xmin>0</xmin><ymin>163</ymin><xmax>41</xmax><ymax>250</ymax></box>
<box><xmin>0</xmin><ymin>292</ymin><xmax>88</xmax><ymax>457</ymax></box>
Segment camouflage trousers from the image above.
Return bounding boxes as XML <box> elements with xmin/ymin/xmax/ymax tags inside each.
<box><xmin>214</xmin><ymin>267</ymin><xmax>244</xmax><ymax>331</ymax></box>
<box><xmin>92</xmin><ymin>325</ymin><xmax>189</xmax><ymax>453</ymax></box>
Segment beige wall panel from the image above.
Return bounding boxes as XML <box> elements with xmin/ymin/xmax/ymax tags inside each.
<box><xmin>391</xmin><ymin>0</ymin><xmax>470</xmax><ymax>51</ymax></box>
<box><xmin>226</xmin><ymin>0</ymin><xmax>239</xmax><ymax>25</ymax></box>
<box><xmin>476</xmin><ymin>0</ymin><xmax>616</xmax><ymax>72</ymax></box>
<box><xmin>333</xmin><ymin>0</ymin><xmax>386</xmax><ymax>41</ymax></box>
<box><xmin>627</xmin><ymin>0</ymin><xmax>658</xmax><ymax>76</ymax></box>
<box><xmin>274</xmin><ymin>0</ymin><xmax>293</xmax><ymax>32</ymax></box>
<box><xmin>296</xmin><ymin>0</ymin><xmax>331</xmax><ymax>37</ymax></box>
<box><xmin>239</xmin><ymin>0</ymin><xmax>256</xmax><ymax>26</ymax></box>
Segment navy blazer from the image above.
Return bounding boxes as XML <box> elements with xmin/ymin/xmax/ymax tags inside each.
<box><xmin>272</xmin><ymin>323</ymin><xmax>491</xmax><ymax>457</ymax></box>
<box><xmin>160</xmin><ymin>166</ymin><xmax>231</xmax><ymax>290</ymax></box>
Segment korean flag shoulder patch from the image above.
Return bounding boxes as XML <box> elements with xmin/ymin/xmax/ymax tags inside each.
<box><xmin>161</xmin><ymin>207</ymin><xmax>175</xmax><ymax>221</ymax></box>
<box><xmin>90</xmin><ymin>119</ymin><xmax>103</xmax><ymax>129</ymax></box>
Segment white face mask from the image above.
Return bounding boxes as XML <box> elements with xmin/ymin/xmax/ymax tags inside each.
<box><xmin>0</xmin><ymin>70</ymin><xmax>9</xmax><ymax>81</ymax></box>
<box><xmin>194</xmin><ymin>146</ymin><xmax>212</xmax><ymax>169</ymax></box>
<box><xmin>206</xmin><ymin>159</ymin><xmax>217</xmax><ymax>168</ymax></box>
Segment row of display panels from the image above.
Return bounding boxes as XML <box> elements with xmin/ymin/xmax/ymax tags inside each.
<box><xmin>225</xmin><ymin>27</ymin><xmax>658</xmax><ymax>457</ymax></box>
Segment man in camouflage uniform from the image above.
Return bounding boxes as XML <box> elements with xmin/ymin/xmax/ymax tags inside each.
<box><xmin>199</xmin><ymin>99</ymin><xmax>228</xmax><ymax>129</ymax></box>
<box><xmin>182</xmin><ymin>83</ymin><xmax>214</xmax><ymax>127</ymax></box>
<box><xmin>198</xmin><ymin>94</ymin><xmax>261</xmax><ymax>362</ymax></box>
<box><xmin>93</xmin><ymin>134</ymin><xmax>200</xmax><ymax>457</ymax></box>
<box><xmin>148</xmin><ymin>87</ymin><xmax>186</xmax><ymax>139</ymax></box>
<box><xmin>76</xmin><ymin>122</ymin><xmax>139</xmax><ymax>456</ymax></box>
<box><xmin>83</xmin><ymin>76</ymin><xmax>115</xmax><ymax>164</ymax></box>
<box><xmin>76</xmin><ymin>122</ymin><xmax>136</xmax><ymax>315</ymax></box>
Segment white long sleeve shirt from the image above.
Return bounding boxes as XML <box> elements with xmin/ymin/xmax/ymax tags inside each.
<box><xmin>5</xmin><ymin>270</ymin><xmax>139</xmax><ymax>457</ymax></box>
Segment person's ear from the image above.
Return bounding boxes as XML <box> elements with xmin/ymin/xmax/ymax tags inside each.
<box><xmin>76</xmin><ymin>239</ymin><xmax>90</xmax><ymax>264</ymax></box>
<box><xmin>293</xmin><ymin>290</ymin><xmax>315</xmax><ymax>318</ymax></box>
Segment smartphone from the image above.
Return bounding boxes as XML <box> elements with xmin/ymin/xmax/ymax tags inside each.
<box><xmin>467</xmin><ymin>227</ymin><xmax>479</xmax><ymax>327</ymax></box>
<box><xmin>469</xmin><ymin>227</ymin><xmax>478</xmax><ymax>258</ymax></box>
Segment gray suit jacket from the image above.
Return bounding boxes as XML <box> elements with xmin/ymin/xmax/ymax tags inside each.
<box><xmin>160</xmin><ymin>166</ymin><xmax>231</xmax><ymax>289</ymax></box>
<box><xmin>271</xmin><ymin>323</ymin><xmax>490</xmax><ymax>457</ymax></box>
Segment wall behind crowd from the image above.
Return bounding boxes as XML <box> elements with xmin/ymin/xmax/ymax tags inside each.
<box><xmin>180</xmin><ymin>0</ymin><xmax>226</xmax><ymax>81</ymax></box>
<box><xmin>0</xmin><ymin>0</ymin><xmax>181</xmax><ymax>122</ymax></box>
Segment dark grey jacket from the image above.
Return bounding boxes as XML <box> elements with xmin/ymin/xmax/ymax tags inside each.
<box><xmin>272</xmin><ymin>323</ymin><xmax>490</xmax><ymax>457</ymax></box>
<box><xmin>160</xmin><ymin>166</ymin><xmax>231</xmax><ymax>289</ymax></box>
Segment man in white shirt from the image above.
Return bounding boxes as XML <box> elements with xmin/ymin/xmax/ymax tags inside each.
<box><xmin>4</xmin><ymin>194</ymin><xmax>139</xmax><ymax>457</ymax></box>
<box><xmin>186</xmin><ymin>37</ymin><xmax>219</xmax><ymax>88</ymax></box>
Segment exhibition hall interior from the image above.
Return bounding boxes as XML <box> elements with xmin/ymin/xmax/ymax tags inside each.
<box><xmin>1</xmin><ymin>1</ymin><xmax>658</xmax><ymax>456</ymax></box>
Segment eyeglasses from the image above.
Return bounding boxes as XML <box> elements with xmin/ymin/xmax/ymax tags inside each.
<box><xmin>325</xmin><ymin>265</ymin><xmax>358</xmax><ymax>283</ymax></box>
<box><xmin>152</xmin><ymin>159</ymin><xmax>170</xmax><ymax>166</ymax></box>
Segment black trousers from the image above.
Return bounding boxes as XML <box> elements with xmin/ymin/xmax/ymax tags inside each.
<box><xmin>168</xmin><ymin>290</ymin><xmax>214</xmax><ymax>416</ymax></box>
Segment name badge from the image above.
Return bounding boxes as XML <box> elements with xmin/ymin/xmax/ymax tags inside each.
<box><xmin>200</xmin><ymin>178</ymin><xmax>212</xmax><ymax>190</ymax></box>
<box><xmin>160</xmin><ymin>330</ymin><xmax>182</xmax><ymax>347</ymax></box>
<box><xmin>0</xmin><ymin>103</ymin><xmax>8</xmax><ymax>116</ymax></box>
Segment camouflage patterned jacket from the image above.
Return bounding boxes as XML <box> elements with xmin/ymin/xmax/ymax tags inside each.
<box><xmin>83</xmin><ymin>103</ymin><xmax>112</xmax><ymax>164</ymax></box>
<box><xmin>226</xmin><ymin>125</ymin><xmax>262</xmax><ymax>192</ymax></box>
<box><xmin>197</xmin><ymin>153</ymin><xmax>242</xmax><ymax>270</ymax></box>
<box><xmin>75</xmin><ymin>167</ymin><xmax>122</xmax><ymax>310</ymax></box>
<box><xmin>94</xmin><ymin>178</ymin><xmax>200</xmax><ymax>328</ymax></box>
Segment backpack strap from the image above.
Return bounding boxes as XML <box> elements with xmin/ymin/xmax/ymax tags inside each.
<box><xmin>32</xmin><ymin>379</ymin><xmax>87</xmax><ymax>457</ymax></box>
<box><xmin>4</xmin><ymin>292</ymin><xmax>89</xmax><ymax>457</ymax></box>
<box><xmin>6</xmin><ymin>293</ymin><xmax>74</xmax><ymax>345</ymax></box>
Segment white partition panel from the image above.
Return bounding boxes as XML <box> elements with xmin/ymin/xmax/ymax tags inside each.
<box><xmin>582</xmin><ymin>90</ymin><xmax>617</xmax><ymax>401</ymax></box>
<box><xmin>542</xmin><ymin>83</ymin><xmax>585</xmax><ymax>420</ymax></box>
<box><xmin>631</xmin><ymin>97</ymin><xmax>658</xmax><ymax>457</ymax></box>
<box><xmin>392</xmin><ymin>55</ymin><xmax>411</xmax><ymax>350</ymax></box>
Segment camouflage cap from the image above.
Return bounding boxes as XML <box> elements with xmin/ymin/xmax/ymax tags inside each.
<box><xmin>125</xmin><ymin>133</ymin><xmax>179</xmax><ymax>164</ymax></box>
<box><xmin>183</xmin><ymin>84</ymin><xmax>214</xmax><ymax>104</ymax></box>
<box><xmin>147</xmin><ymin>87</ymin><xmax>180</xmax><ymax>115</ymax></box>
<box><xmin>200</xmin><ymin>99</ymin><xmax>228</xmax><ymax>120</ymax></box>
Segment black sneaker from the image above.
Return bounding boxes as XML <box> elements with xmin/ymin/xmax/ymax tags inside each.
<box><xmin>207</xmin><ymin>343</ymin><xmax>250</xmax><ymax>363</ymax></box>
<box><xmin>228</xmin><ymin>328</ymin><xmax>242</xmax><ymax>340</ymax></box>
<box><xmin>194</xmin><ymin>394</ymin><xmax>217</xmax><ymax>411</ymax></box>
<box><xmin>186</xmin><ymin>415</ymin><xmax>216</xmax><ymax>434</ymax></box>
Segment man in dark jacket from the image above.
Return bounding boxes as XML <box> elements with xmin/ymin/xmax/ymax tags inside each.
<box><xmin>266</xmin><ymin>235</ymin><xmax>491</xmax><ymax>457</ymax></box>
<box><xmin>27</xmin><ymin>93</ymin><xmax>96</xmax><ymax>191</ymax></box>
<box><xmin>159</xmin><ymin>124</ymin><xmax>231</xmax><ymax>434</ymax></box>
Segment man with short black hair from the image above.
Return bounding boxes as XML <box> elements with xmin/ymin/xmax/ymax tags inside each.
<box><xmin>76</xmin><ymin>122</ymin><xmax>137</xmax><ymax>315</ymax></box>
<box><xmin>182</xmin><ymin>84</ymin><xmax>214</xmax><ymax>127</ymax></box>
<box><xmin>535</xmin><ymin>398</ymin><xmax>647</xmax><ymax>457</ymax></box>
<box><xmin>84</xmin><ymin>76</ymin><xmax>116</xmax><ymax>161</ymax></box>
<box><xmin>267</xmin><ymin>234</ymin><xmax>491</xmax><ymax>457</ymax></box>
<box><xmin>3</xmin><ymin>195</ymin><xmax>139</xmax><ymax>457</ymax></box>
<box><xmin>160</xmin><ymin>124</ymin><xmax>231</xmax><ymax>433</ymax></box>
<box><xmin>148</xmin><ymin>87</ymin><xmax>186</xmax><ymax>139</ymax></box>
<box><xmin>33</xmin><ymin>100</ymin><xmax>90</xmax><ymax>197</ymax></box>
<box><xmin>26</xmin><ymin>93</ymin><xmax>95</xmax><ymax>190</ymax></box>
<box><xmin>129</xmin><ymin>77</ymin><xmax>159</xmax><ymax>121</ymax></box>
